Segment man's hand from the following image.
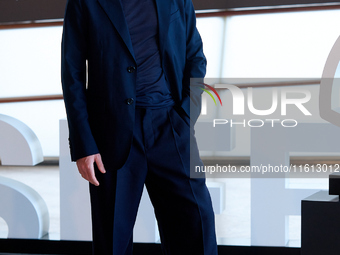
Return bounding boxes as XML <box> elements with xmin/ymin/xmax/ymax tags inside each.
<box><xmin>76</xmin><ymin>153</ymin><xmax>106</xmax><ymax>186</ymax></box>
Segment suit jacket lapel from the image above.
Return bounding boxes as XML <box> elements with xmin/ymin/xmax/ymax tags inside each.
<box><xmin>154</xmin><ymin>0</ymin><xmax>171</xmax><ymax>59</ymax></box>
<box><xmin>97</xmin><ymin>0</ymin><xmax>135</xmax><ymax>61</ymax></box>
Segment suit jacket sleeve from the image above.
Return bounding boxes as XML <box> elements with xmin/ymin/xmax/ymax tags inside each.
<box><xmin>61</xmin><ymin>0</ymin><xmax>99</xmax><ymax>161</ymax></box>
<box><xmin>180</xmin><ymin>0</ymin><xmax>206</xmax><ymax>124</ymax></box>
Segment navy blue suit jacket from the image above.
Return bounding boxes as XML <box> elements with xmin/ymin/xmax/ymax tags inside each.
<box><xmin>61</xmin><ymin>0</ymin><xmax>206</xmax><ymax>170</ymax></box>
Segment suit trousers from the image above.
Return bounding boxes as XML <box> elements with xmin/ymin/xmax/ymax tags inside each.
<box><xmin>89</xmin><ymin>106</ymin><xmax>218</xmax><ymax>255</ymax></box>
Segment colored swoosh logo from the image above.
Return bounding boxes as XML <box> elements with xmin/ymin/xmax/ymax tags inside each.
<box><xmin>200</xmin><ymin>83</ymin><xmax>223</xmax><ymax>106</ymax></box>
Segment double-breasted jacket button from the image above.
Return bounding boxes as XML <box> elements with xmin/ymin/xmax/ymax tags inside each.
<box><xmin>127</xmin><ymin>66</ymin><xmax>136</xmax><ymax>73</ymax></box>
<box><xmin>125</xmin><ymin>98</ymin><xmax>134</xmax><ymax>105</ymax></box>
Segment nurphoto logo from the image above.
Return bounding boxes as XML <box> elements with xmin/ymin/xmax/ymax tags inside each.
<box><xmin>199</xmin><ymin>83</ymin><xmax>223</xmax><ymax>107</ymax></box>
<box><xmin>200</xmin><ymin>82</ymin><xmax>312</xmax><ymax>128</ymax></box>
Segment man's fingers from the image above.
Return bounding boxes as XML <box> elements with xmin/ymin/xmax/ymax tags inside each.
<box><xmin>76</xmin><ymin>154</ymin><xmax>102</xmax><ymax>186</ymax></box>
<box><xmin>80</xmin><ymin>163</ymin><xmax>99</xmax><ymax>186</ymax></box>
<box><xmin>87</xmin><ymin>168</ymin><xmax>100</xmax><ymax>186</ymax></box>
<box><xmin>95</xmin><ymin>154</ymin><xmax>106</xmax><ymax>174</ymax></box>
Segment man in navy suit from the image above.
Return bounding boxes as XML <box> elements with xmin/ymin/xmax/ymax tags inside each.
<box><xmin>61</xmin><ymin>0</ymin><xmax>217</xmax><ymax>254</ymax></box>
